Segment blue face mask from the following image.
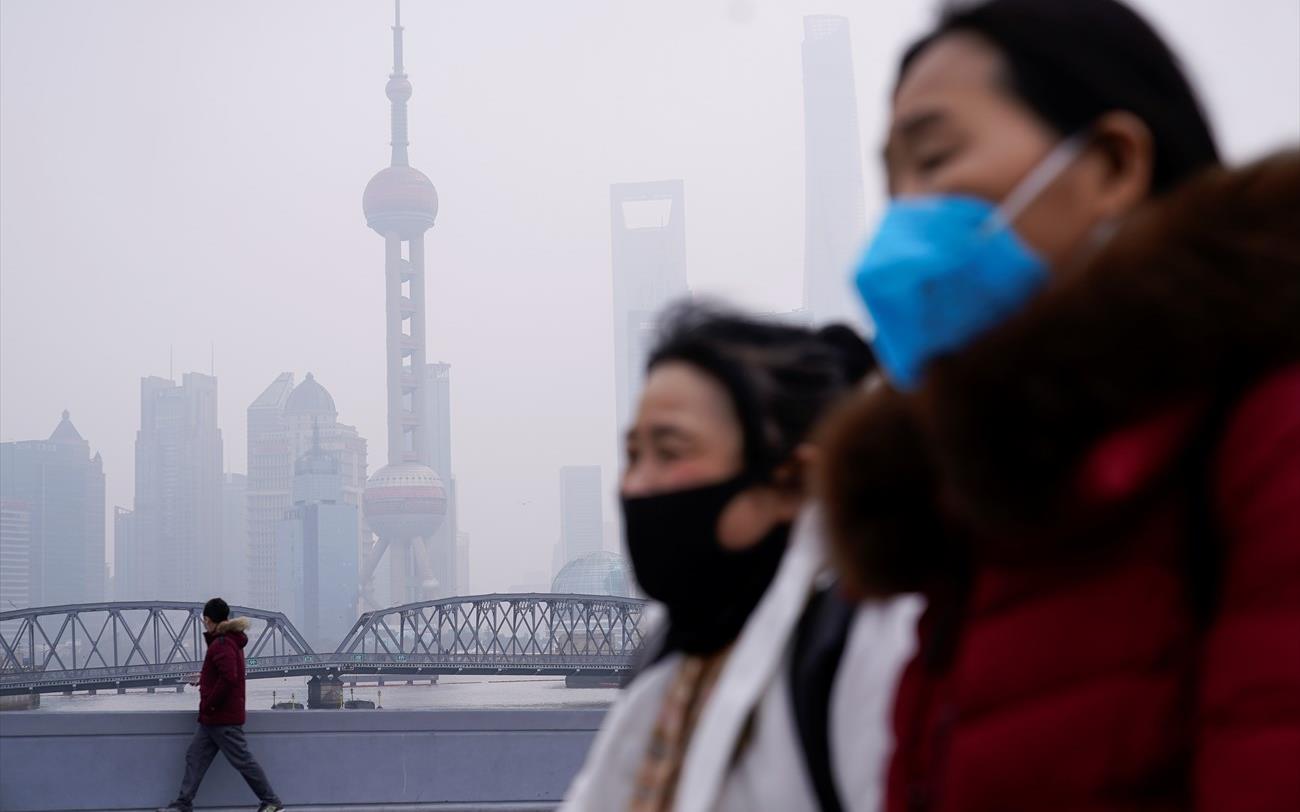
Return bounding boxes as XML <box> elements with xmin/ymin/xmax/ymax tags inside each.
<box><xmin>853</xmin><ymin>138</ymin><xmax>1084</xmax><ymax>390</ymax></box>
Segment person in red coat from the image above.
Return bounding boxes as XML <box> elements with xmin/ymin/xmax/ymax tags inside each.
<box><xmin>817</xmin><ymin>0</ymin><xmax>1300</xmax><ymax>809</ymax></box>
<box><xmin>160</xmin><ymin>598</ymin><xmax>285</xmax><ymax>812</ymax></box>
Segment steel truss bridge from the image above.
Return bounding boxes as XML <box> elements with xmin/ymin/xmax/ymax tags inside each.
<box><xmin>0</xmin><ymin>594</ymin><xmax>648</xmax><ymax>696</ymax></box>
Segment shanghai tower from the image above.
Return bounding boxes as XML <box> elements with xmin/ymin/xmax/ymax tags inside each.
<box><xmin>802</xmin><ymin>15</ymin><xmax>867</xmax><ymax>326</ymax></box>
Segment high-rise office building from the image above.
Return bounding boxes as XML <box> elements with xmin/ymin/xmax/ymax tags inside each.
<box><xmin>423</xmin><ymin>363</ymin><xmax>452</xmax><ymax>481</ymax></box>
<box><xmin>275</xmin><ymin>433</ymin><xmax>359</xmax><ymax>649</ymax></box>
<box><xmin>0</xmin><ymin>500</ymin><xmax>32</xmax><ymax>611</ymax></box>
<box><xmin>221</xmin><ymin>473</ymin><xmax>249</xmax><ymax>606</ymax></box>
<box><xmin>129</xmin><ymin>374</ymin><xmax>223</xmax><ymax>602</ymax></box>
<box><xmin>559</xmin><ymin>466</ymin><xmax>603</xmax><ymax>566</ymax></box>
<box><xmin>610</xmin><ymin>180</ymin><xmax>689</xmax><ymax>440</ymax></box>
<box><xmin>0</xmin><ymin>411</ymin><xmax>106</xmax><ymax>606</ymax></box>
<box><xmin>111</xmin><ymin>506</ymin><xmax>134</xmax><ymax>601</ymax></box>
<box><xmin>246</xmin><ymin>372</ymin><xmax>367</xmax><ymax>611</ymax></box>
<box><xmin>422</xmin><ymin>362</ymin><xmax>458</xmax><ymax>596</ymax></box>
<box><xmin>246</xmin><ymin>372</ymin><xmax>294</xmax><ymax>607</ymax></box>
<box><xmin>802</xmin><ymin>15</ymin><xmax>867</xmax><ymax>327</ymax></box>
<box><xmin>457</xmin><ymin>531</ymin><xmax>470</xmax><ymax>596</ymax></box>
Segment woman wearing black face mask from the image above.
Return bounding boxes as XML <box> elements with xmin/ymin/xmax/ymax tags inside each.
<box><xmin>562</xmin><ymin>304</ymin><xmax>918</xmax><ymax>812</ymax></box>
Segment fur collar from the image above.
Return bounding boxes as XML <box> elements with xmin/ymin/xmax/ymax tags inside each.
<box><xmin>820</xmin><ymin>150</ymin><xmax>1300</xmax><ymax>596</ymax></box>
<box><xmin>213</xmin><ymin>617</ymin><xmax>250</xmax><ymax>636</ymax></box>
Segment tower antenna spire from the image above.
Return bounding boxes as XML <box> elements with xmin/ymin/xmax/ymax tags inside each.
<box><xmin>393</xmin><ymin>0</ymin><xmax>404</xmax><ymax>74</ymax></box>
<box><xmin>387</xmin><ymin>0</ymin><xmax>410</xmax><ymax>167</ymax></box>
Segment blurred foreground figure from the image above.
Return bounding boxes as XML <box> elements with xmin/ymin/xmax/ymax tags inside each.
<box><xmin>564</xmin><ymin>304</ymin><xmax>918</xmax><ymax>811</ymax></box>
<box><xmin>821</xmin><ymin>1</ymin><xmax>1300</xmax><ymax>810</ymax></box>
<box><xmin>158</xmin><ymin>598</ymin><xmax>285</xmax><ymax>812</ymax></box>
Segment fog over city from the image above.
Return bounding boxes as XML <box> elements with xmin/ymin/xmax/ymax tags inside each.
<box><xmin>2</xmin><ymin>0</ymin><xmax>1297</xmax><ymax>599</ymax></box>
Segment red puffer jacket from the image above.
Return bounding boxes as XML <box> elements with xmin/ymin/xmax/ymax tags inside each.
<box><xmin>889</xmin><ymin>365</ymin><xmax>1300</xmax><ymax>811</ymax></box>
<box><xmin>819</xmin><ymin>151</ymin><xmax>1300</xmax><ymax>811</ymax></box>
<box><xmin>199</xmin><ymin>617</ymin><xmax>249</xmax><ymax>726</ymax></box>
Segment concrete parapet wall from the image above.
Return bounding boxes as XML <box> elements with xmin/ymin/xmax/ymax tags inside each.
<box><xmin>0</xmin><ymin>709</ymin><xmax>604</xmax><ymax>811</ymax></box>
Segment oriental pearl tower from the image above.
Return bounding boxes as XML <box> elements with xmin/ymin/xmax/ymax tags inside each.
<box><xmin>360</xmin><ymin>0</ymin><xmax>447</xmax><ymax>608</ymax></box>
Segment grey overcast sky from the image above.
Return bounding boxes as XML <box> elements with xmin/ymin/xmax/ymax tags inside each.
<box><xmin>2</xmin><ymin>0</ymin><xmax>1297</xmax><ymax>593</ymax></box>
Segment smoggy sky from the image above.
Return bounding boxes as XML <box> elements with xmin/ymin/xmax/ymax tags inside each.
<box><xmin>2</xmin><ymin>0</ymin><xmax>1297</xmax><ymax>593</ymax></box>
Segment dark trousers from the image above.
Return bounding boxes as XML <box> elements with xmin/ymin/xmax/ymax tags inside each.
<box><xmin>171</xmin><ymin>724</ymin><xmax>281</xmax><ymax>809</ymax></box>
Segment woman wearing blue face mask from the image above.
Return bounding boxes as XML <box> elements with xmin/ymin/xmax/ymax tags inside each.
<box><xmin>819</xmin><ymin>0</ymin><xmax>1300</xmax><ymax>809</ymax></box>
<box><xmin>562</xmin><ymin>304</ymin><xmax>920</xmax><ymax>812</ymax></box>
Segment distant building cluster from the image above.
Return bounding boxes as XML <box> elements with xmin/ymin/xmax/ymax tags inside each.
<box><xmin>1</xmin><ymin>12</ymin><xmax>868</xmax><ymax>621</ymax></box>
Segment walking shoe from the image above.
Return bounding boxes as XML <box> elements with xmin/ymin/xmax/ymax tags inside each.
<box><xmin>256</xmin><ymin>804</ymin><xmax>286</xmax><ymax>812</ymax></box>
<box><xmin>157</xmin><ymin>807</ymin><xmax>189</xmax><ymax>812</ymax></box>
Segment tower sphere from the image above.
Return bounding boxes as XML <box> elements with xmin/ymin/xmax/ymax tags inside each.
<box><xmin>363</xmin><ymin>462</ymin><xmax>447</xmax><ymax>540</ymax></box>
<box><xmin>363</xmin><ymin>166</ymin><xmax>438</xmax><ymax>237</ymax></box>
<box><xmin>386</xmin><ymin>76</ymin><xmax>412</xmax><ymax>102</ymax></box>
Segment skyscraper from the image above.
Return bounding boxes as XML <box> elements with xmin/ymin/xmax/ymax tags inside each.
<box><xmin>422</xmin><ymin>362</ymin><xmax>452</xmax><ymax>481</ymax></box>
<box><xmin>610</xmin><ymin>180</ymin><xmax>689</xmax><ymax>439</ymax></box>
<box><xmin>360</xmin><ymin>1</ymin><xmax>450</xmax><ymax>608</ymax></box>
<box><xmin>0</xmin><ymin>411</ymin><xmax>106</xmax><ymax>606</ymax></box>
<box><xmin>246</xmin><ymin>372</ymin><xmax>367</xmax><ymax>610</ymax></box>
<box><xmin>802</xmin><ymin>15</ymin><xmax>867</xmax><ymax>327</ymax></box>
<box><xmin>221</xmin><ymin>473</ymin><xmax>249</xmax><ymax>607</ymax></box>
<box><xmin>559</xmin><ymin>466</ymin><xmax>603</xmax><ymax>566</ymax></box>
<box><xmin>275</xmin><ymin>431</ymin><xmax>359</xmax><ymax>649</ymax></box>
<box><xmin>0</xmin><ymin>501</ymin><xmax>32</xmax><ymax>612</ymax></box>
<box><xmin>423</xmin><ymin>362</ymin><xmax>459</xmax><ymax>595</ymax></box>
<box><xmin>129</xmin><ymin>374</ymin><xmax>223</xmax><ymax>602</ymax></box>
<box><xmin>111</xmin><ymin>506</ymin><xmax>134</xmax><ymax>601</ymax></box>
<box><xmin>246</xmin><ymin>371</ymin><xmax>294</xmax><ymax>606</ymax></box>
<box><xmin>457</xmin><ymin>531</ymin><xmax>470</xmax><ymax>596</ymax></box>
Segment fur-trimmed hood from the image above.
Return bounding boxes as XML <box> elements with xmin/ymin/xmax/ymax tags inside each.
<box><xmin>214</xmin><ymin>617</ymin><xmax>250</xmax><ymax>635</ymax></box>
<box><xmin>206</xmin><ymin>616</ymin><xmax>250</xmax><ymax>647</ymax></box>
<box><xmin>820</xmin><ymin>149</ymin><xmax>1300</xmax><ymax>596</ymax></box>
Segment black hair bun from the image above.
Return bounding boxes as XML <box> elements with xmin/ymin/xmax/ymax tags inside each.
<box><xmin>817</xmin><ymin>323</ymin><xmax>876</xmax><ymax>384</ymax></box>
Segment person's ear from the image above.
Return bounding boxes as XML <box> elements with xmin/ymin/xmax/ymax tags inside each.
<box><xmin>793</xmin><ymin>442</ymin><xmax>820</xmax><ymax>471</ymax></box>
<box><xmin>1086</xmin><ymin>111</ymin><xmax>1154</xmax><ymax>220</ymax></box>
<box><xmin>769</xmin><ymin>444</ymin><xmax>817</xmax><ymax>521</ymax></box>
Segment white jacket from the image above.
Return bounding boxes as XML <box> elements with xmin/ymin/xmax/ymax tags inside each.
<box><xmin>561</xmin><ymin>509</ymin><xmax>921</xmax><ymax>812</ymax></box>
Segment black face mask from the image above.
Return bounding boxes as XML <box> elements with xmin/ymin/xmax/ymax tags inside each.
<box><xmin>622</xmin><ymin>473</ymin><xmax>792</xmax><ymax>656</ymax></box>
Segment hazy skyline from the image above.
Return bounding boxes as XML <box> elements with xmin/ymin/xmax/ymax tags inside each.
<box><xmin>2</xmin><ymin>0</ymin><xmax>1297</xmax><ymax>595</ymax></box>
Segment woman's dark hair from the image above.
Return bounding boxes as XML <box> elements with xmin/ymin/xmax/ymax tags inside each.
<box><xmin>203</xmin><ymin>597</ymin><xmax>230</xmax><ymax>624</ymax></box>
<box><xmin>647</xmin><ymin>302</ymin><xmax>874</xmax><ymax>479</ymax></box>
<box><xmin>900</xmin><ymin>0</ymin><xmax>1220</xmax><ymax>194</ymax></box>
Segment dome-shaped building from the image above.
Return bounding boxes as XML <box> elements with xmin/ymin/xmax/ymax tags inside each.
<box><xmin>551</xmin><ymin>551</ymin><xmax>635</xmax><ymax>598</ymax></box>
<box><xmin>284</xmin><ymin>373</ymin><xmax>338</xmax><ymax>421</ymax></box>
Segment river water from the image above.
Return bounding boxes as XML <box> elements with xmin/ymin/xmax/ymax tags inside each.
<box><xmin>32</xmin><ymin>675</ymin><xmax>618</xmax><ymax>712</ymax></box>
